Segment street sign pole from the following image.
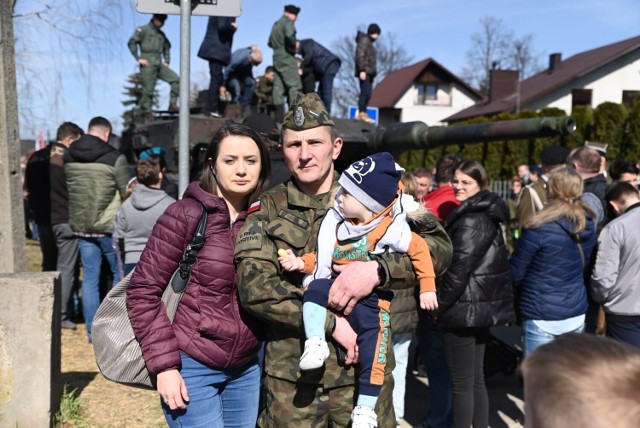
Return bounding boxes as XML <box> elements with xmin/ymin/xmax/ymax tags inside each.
<box><xmin>178</xmin><ymin>0</ymin><xmax>191</xmax><ymax>197</ymax></box>
<box><xmin>136</xmin><ymin>0</ymin><xmax>242</xmax><ymax>196</ymax></box>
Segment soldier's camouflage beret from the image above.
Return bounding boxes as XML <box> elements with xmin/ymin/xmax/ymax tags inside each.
<box><xmin>282</xmin><ymin>93</ymin><xmax>335</xmax><ymax>130</ymax></box>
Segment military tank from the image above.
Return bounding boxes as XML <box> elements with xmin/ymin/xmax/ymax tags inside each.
<box><xmin>120</xmin><ymin>113</ymin><xmax>576</xmax><ymax>173</ymax></box>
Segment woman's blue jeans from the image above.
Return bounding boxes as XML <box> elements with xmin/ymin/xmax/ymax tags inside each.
<box><xmin>522</xmin><ymin>319</ymin><xmax>585</xmax><ymax>357</ymax></box>
<box><xmin>162</xmin><ymin>354</ymin><xmax>261</xmax><ymax>428</ymax></box>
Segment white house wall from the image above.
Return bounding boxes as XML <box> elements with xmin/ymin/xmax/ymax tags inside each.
<box><xmin>394</xmin><ymin>83</ymin><xmax>481</xmax><ymax>126</ymax></box>
<box><xmin>525</xmin><ymin>52</ymin><xmax>640</xmax><ymax>112</ymax></box>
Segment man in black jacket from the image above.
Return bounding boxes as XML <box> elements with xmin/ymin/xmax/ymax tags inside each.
<box><xmin>297</xmin><ymin>39</ymin><xmax>341</xmax><ymax>113</ymax></box>
<box><xmin>25</xmin><ymin>122</ymin><xmax>84</xmax><ymax>329</ymax></box>
<box><xmin>197</xmin><ymin>16</ymin><xmax>237</xmax><ymax>117</ymax></box>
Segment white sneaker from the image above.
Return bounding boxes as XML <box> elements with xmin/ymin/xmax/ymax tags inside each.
<box><xmin>351</xmin><ymin>405</ymin><xmax>378</xmax><ymax>428</ymax></box>
<box><xmin>299</xmin><ymin>336</ymin><xmax>330</xmax><ymax>370</ymax></box>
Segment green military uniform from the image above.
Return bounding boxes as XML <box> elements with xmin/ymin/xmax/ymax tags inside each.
<box><xmin>516</xmin><ymin>178</ymin><xmax>547</xmax><ymax>232</ymax></box>
<box><xmin>128</xmin><ymin>20</ymin><xmax>179</xmax><ymax>112</ymax></box>
<box><xmin>253</xmin><ymin>74</ymin><xmax>274</xmax><ymax>105</ymax></box>
<box><xmin>268</xmin><ymin>15</ymin><xmax>302</xmax><ymax>107</ymax></box>
<box><xmin>235</xmin><ymin>94</ymin><xmax>423</xmax><ymax>428</ymax></box>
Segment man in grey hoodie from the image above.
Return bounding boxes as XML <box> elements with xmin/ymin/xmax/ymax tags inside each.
<box><xmin>115</xmin><ymin>158</ymin><xmax>176</xmax><ymax>276</ymax></box>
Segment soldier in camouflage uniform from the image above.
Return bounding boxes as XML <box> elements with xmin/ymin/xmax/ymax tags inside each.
<box><xmin>128</xmin><ymin>14</ymin><xmax>180</xmax><ymax>115</ymax></box>
<box><xmin>268</xmin><ymin>5</ymin><xmax>303</xmax><ymax>122</ymax></box>
<box><xmin>235</xmin><ymin>93</ymin><xmax>436</xmax><ymax>428</ymax></box>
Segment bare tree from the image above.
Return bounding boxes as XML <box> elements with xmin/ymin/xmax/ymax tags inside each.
<box><xmin>12</xmin><ymin>1</ymin><xmax>136</xmax><ymax>136</ymax></box>
<box><xmin>510</xmin><ymin>34</ymin><xmax>544</xmax><ymax>80</ymax></box>
<box><xmin>461</xmin><ymin>17</ymin><xmax>542</xmax><ymax>95</ymax></box>
<box><xmin>331</xmin><ymin>29</ymin><xmax>413</xmax><ymax>118</ymax></box>
<box><xmin>461</xmin><ymin>17</ymin><xmax>512</xmax><ymax>94</ymax></box>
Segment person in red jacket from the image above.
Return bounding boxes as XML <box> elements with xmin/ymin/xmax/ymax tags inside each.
<box><xmin>126</xmin><ymin>123</ymin><xmax>270</xmax><ymax>427</ymax></box>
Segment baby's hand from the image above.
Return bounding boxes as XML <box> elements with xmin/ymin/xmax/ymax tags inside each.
<box><xmin>419</xmin><ymin>291</ymin><xmax>439</xmax><ymax>311</ymax></box>
<box><xmin>278</xmin><ymin>249</ymin><xmax>304</xmax><ymax>271</ymax></box>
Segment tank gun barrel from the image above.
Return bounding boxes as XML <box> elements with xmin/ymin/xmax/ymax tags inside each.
<box><xmin>370</xmin><ymin>116</ymin><xmax>576</xmax><ymax>152</ymax></box>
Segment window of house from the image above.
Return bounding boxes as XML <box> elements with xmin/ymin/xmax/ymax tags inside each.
<box><xmin>417</xmin><ymin>84</ymin><xmax>438</xmax><ymax>104</ymax></box>
<box><xmin>571</xmin><ymin>89</ymin><xmax>592</xmax><ymax>107</ymax></box>
<box><xmin>622</xmin><ymin>90</ymin><xmax>640</xmax><ymax>108</ymax></box>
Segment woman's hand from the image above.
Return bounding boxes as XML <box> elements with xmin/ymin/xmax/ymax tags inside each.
<box><xmin>157</xmin><ymin>369</ymin><xmax>189</xmax><ymax>410</ymax></box>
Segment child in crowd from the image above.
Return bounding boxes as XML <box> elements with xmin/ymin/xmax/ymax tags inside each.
<box><xmin>278</xmin><ymin>151</ymin><xmax>437</xmax><ymax>427</ymax></box>
<box><xmin>521</xmin><ymin>332</ymin><xmax>640</xmax><ymax>428</ymax></box>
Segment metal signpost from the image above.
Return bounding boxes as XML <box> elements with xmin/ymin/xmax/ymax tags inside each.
<box><xmin>136</xmin><ymin>0</ymin><xmax>242</xmax><ymax>196</ymax></box>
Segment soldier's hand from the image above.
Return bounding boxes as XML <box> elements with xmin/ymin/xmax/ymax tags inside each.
<box><xmin>157</xmin><ymin>369</ymin><xmax>189</xmax><ymax>410</ymax></box>
<box><xmin>332</xmin><ymin>314</ymin><xmax>359</xmax><ymax>365</ymax></box>
<box><xmin>329</xmin><ymin>261</ymin><xmax>378</xmax><ymax>315</ymax></box>
<box><xmin>359</xmin><ymin>71</ymin><xmax>366</xmax><ymax>81</ymax></box>
<box><xmin>138</xmin><ymin>58</ymin><xmax>149</xmax><ymax>67</ymax></box>
<box><xmin>162</xmin><ymin>62</ymin><xmax>169</xmax><ymax>68</ymax></box>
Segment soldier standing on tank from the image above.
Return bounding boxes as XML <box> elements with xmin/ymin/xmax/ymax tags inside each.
<box><xmin>297</xmin><ymin>38</ymin><xmax>341</xmax><ymax>114</ymax></box>
<box><xmin>128</xmin><ymin>14</ymin><xmax>180</xmax><ymax>120</ymax></box>
<box><xmin>268</xmin><ymin>4</ymin><xmax>302</xmax><ymax>122</ymax></box>
<box><xmin>235</xmin><ymin>93</ymin><xmax>430</xmax><ymax>427</ymax></box>
<box><xmin>355</xmin><ymin>23</ymin><xmax>381</xmax><ymax>124</ymax></box>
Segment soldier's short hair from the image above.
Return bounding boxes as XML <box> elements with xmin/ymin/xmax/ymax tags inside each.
<box><xmin>56</xmin><ymin>122</ymin><xmax>83</xmax><ymax>143</ymax></box>
<box><xmin>265</xmin><ymin>66</ymin><xmax>275</xmax><ymax>74</ymax></box>
<box><xmin>136</xmin><ymin>159</ymin><xmax>161</xmax><ymax>187</ymax></box>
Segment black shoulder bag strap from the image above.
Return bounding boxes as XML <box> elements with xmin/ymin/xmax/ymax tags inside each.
<box><xmin>171</xmin><ymin>202</ymin><xmax>208</xmax><ymax>293</ymax></box>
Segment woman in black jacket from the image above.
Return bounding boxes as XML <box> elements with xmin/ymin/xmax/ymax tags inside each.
<box><xmin>435</xmin><ymin>160</ymin><xmax>515</xmax><ymax>428</ymax></box>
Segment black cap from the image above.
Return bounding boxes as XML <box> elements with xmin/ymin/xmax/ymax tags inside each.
<box><xmin>153</xmin><ymin>14</ymin><xmax>167</xmax><ymax>22</ymax></box>
<box><xmin>539</xmin><ymin>145</ymin><xmax>570</xmax><ymax>166</ymax></box>
<box><xmin>367</xmin><ymin>23</ymin><xmax>381</xmax><ymax>35</ymax></box>
<box><xmin>284</xmin><ymin>5</ymin><xmax>301</xmax><ymax>15</ymax></box>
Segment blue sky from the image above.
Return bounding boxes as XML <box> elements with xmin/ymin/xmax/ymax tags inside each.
<box><xmin>14</xmin><ymin>0</ymin><xmax>640</xmax><ymax>138</ymax></box>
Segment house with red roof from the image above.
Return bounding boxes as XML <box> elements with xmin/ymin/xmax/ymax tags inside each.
<box><xmin>445</xmin><ymin>35</ymin><xmax>640</xmax><ymax>123</ymax></box>
<box><xmin>369</xmin><ymin>58</ymin><xmax>484</xmax><ymax>127</ymax></box>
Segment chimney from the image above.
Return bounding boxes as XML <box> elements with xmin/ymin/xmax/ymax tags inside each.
<box><xmin>548</xmin><ymin>53</ymin><xmax>562</xmax><ymax>74</ymax></box>
<box><xmin>489</xmin><ymin>69</ymin><xmax>519</xmax><ymax>102</ymax></box>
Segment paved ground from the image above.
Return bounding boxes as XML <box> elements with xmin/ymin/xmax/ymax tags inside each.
<box><xmin>398</xmin><ymin>370</ymin><xmax>524</xmax><ymax>427</ymax></box>
<box><xmin>399</xmin><ymin>326</ymin><xmax>525</xmax><ymax>427</ymax></box>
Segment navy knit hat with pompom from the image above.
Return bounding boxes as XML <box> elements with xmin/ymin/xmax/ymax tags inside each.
<box><xmin>338</xmin><ymin>152</ymin><xmax>404</xmax><ymax>212</ymax></box>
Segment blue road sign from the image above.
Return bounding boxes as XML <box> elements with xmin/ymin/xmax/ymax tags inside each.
<box><xmin>348</xmin><ymin>106</ymin><xmax>379</xmax><ymax>125</ymax></box>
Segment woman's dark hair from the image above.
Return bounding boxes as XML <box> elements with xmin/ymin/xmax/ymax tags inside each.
<box><xmin>456</xmin><ymin>159</ymin><xmax>488</xmax><ymax>189</ymax></box>
<box><xmin>199</xmin><ymin>123</ymin><xmax>271</xmax><ymax>206</ymax></box>
<box><xmin>189</xmin><ymin>142</ymin><xmax>209</xmax><ymax>182</ymax></box>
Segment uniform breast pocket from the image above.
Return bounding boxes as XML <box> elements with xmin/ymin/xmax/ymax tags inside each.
<box><xmin>265</xmin><ymin>210</ymin><xmax>311</xmax><ymax>250</ymax></box>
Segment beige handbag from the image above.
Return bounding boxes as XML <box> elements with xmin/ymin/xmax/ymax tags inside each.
<box><xmin>92</xmin><ymin>203</ymin><xmax>207</xmax><ymax>389</ymax></box>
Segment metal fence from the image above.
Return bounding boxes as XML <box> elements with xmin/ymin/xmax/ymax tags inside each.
<box><xmin>489</xmin><ymin>180</ymin><xmax>511</xmax><ymax>201</ymax></box>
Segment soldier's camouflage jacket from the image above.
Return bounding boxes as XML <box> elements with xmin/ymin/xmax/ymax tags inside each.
<box><xmin>235</xmin><ymin>173</ymin><xmax>430</xmax><ymax>388</ymax></box>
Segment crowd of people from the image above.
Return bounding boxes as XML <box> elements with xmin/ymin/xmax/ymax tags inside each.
<box><xmin>128</xmin><ymin>5</ymin><xmax>379</xmax><ymax>124</ymax></box>
<box><xmin>23</xmin><ymin>87</ymin><xmax>640</xmax><ymax>427</ymax></box>
<box><xmin>21</xmin><ymin>6</ymin><xmax>640</xmax><ymax>427</ymax></box>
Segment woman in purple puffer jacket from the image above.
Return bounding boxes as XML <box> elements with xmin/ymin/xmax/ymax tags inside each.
<box><xmin>126</xmin><ymin>123</ymin><xmax>270</xmax><ymax>427</ymax></box>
